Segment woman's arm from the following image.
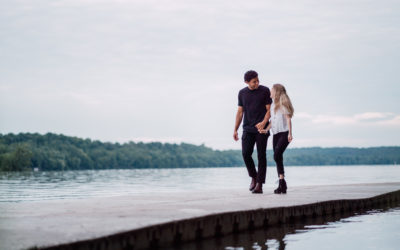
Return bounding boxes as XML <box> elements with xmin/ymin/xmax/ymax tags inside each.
<box><xmin>285</xmin><ymin>114</ymin><xmax>293</xmax><ymax>142</ymax></box>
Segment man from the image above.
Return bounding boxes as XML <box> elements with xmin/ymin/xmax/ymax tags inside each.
<box><xmin>233</xmin><ymin>70</ymin><xmax>272</xmax><ymax>194</ymax></box>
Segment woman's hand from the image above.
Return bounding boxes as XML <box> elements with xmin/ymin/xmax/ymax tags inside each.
<box><xmin>288</xmin><ymin>133</ymin><xmax>293</xmax><ymax>142</ymax></box>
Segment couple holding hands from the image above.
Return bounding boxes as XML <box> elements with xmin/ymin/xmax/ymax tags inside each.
<box><xmin>233</xmin><ymin>70</ymin><xmax>294</xmax><ymax>194</ymax></box>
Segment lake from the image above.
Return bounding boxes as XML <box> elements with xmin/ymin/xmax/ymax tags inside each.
<box><xmin>0</xmin><ymin>165</ymin><xmax>399</xmax><ymax>203</ymax></box>
<box><xmin>1</xmin><ymin>165</ymin><xmax>399</xmax><ymax>250</ymax></box>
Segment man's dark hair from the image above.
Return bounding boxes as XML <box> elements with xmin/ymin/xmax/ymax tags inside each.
<box><xmin>244</xmin><ymin>70</ymin><xmax>258</xmax><ymax>82</ymax></box>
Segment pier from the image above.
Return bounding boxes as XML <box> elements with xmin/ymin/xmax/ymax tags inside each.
<box><xmin>1</xmin><ymin>182</ymin><xmax>399</xmax><ymax>250</ymax></box>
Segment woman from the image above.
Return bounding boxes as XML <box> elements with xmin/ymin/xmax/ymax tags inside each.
<box><xmin>259</xmin><ymin>83</ymin><xmax>294</xmax><ymax>194</ymax></box>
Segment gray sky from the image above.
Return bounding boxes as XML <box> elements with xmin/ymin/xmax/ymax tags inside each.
<box><xmin>1</xmin><ymin>0</ymin><xmax>399</xmax><ymax>150</ymax></box>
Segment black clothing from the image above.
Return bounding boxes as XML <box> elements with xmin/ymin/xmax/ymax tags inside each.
<box><xmin>273</xmin><ymin>131</ymin><xmax>290</xmax><ymax>176</ymax></box>
<box><xmin>241</xmin><ymin>130</ymin><xmax>269</xmax><ymax>184</ymax></box>
<box><xmin>238</xmin><ymin>85</ymin><xmax>272</xmax><ymax>133</ymax></box>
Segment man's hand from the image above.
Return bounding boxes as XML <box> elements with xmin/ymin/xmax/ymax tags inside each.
<box><xmin>255</xmin><ymin>121</ymin><xmax>266</xmax><ymax>131</ymax></box>
<box><xmin>233</xmin><ymin>131</ymin><xmax>239</xmax><ymax>141</ymax></box>
<box><xmin>288</xmin><ymin>133</ymin><xmax>293</xmax><ymax>142</ymax></box>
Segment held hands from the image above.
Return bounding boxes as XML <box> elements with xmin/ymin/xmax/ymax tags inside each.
<box><xmin>258</xmin><ymin>129</ymin><xmax>268</xmax><ymax>134</ymax></box>
<box><xmin>255</xmin><ymin>121</ymin><xmax>266</xmax><ymax>131</ymax></box>
<box><xmin>257</xmin><ymin>121</ymin><xmax>270</xmax><ymax>134</ymax></box>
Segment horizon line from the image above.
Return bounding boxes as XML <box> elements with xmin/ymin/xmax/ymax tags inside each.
<box><xmin>1</xmin><ymin>131</ymin><xmax>399</xmax><ymax>150</ymax></box>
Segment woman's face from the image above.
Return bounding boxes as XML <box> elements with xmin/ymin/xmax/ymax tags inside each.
<box><xmin>270</xmin><ymin>88</ymin><xmax>276</xmax><ymax>99</ymax></box>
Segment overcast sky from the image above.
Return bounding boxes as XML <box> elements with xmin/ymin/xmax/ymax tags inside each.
<box><xmin>1</xmin><ymin>0</ymin><xmax>399</xmax><ymax>150</ymax></box>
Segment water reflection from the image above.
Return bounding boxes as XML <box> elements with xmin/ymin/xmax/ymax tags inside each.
<box><xmin>160</xmin><ymin>201</ymin><xmax>400</xmax><ymax>250</ymax></box>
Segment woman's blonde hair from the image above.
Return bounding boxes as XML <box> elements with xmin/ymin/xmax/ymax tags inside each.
<box><xmin>272</xmin><ymin>83</ymin><xmax>294</xmax><ymax>118</ymax></box>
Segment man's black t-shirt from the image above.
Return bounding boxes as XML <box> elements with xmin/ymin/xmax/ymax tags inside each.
<box><xmin>238</xmin><ymin>85</ymin><xmax>272</xmax><ymax>133</ymax></box>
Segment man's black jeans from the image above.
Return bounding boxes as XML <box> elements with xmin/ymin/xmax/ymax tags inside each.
<box><xmin>241</xmin><ymin>130</ymin><xmax>269</xmax><ymax>184</ymax></box>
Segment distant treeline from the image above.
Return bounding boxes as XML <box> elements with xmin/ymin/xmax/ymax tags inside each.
<box><xmin>0</xmin><ymin>133</ymin><xmax>399</xmax><ymax>171</ymax></box>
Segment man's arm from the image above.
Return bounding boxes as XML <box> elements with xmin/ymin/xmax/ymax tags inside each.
<box><xmin>255</xmin><ymin>104</ymin><xmax>271</xmax><ymax>131</ymax></box>
<box><xmin>233</xmin><ymin>106</ymin><xmax>243</xmax><ymax>141</ymax></box>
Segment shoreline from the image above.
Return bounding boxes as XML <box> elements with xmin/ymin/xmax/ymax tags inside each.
<box><xmin>0</xmin><ymin>163</ymin><xmax>398</xmax><ymax>173</ymax></box>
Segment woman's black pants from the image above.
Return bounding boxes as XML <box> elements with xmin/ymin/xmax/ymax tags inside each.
<box><xmin>241</xmin><ymin>131</ymin><xmax>269</xmax><ymax>184</ymax></box>
<box><xmin>273</xmin><ymin>131</ymin><xmax>290</xmax><ymax>177</ymax></box>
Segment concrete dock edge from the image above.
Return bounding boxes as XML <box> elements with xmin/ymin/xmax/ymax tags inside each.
<box><xmin>32</xmin><ymin>189</ymin><xmax>400</xmax><ymax>250</ymax></box>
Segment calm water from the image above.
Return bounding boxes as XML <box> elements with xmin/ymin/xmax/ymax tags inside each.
<box><xmin>0</xmin><ymin>165</ymin><xmax>399</xmax><ymax>203</ymax></box>
<box><xmin>161</xmin><ymin>205</ymin><xmax>400</xmax><ymax>250</ymax></box>
<box><xmin>1</xmin><ymin>165</ymin><xmax>399</xmax><ymax>250</ymax></box>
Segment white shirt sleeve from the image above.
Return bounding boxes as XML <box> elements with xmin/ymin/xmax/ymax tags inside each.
<box><xmin>282</xmin><ymin>106</ymin><xmax>289</xmax><ymax>115</ymax></box>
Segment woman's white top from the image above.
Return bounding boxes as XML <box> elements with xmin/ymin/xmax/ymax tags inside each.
<box><xmin>270</xmin><ymin>101</ymin><xmax>289</xmax><ymax>135</ymax></box>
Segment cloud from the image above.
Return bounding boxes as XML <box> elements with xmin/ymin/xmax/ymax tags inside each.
<box><xmin>296</xmin><ymin>112</ymin><xmax>400</xmax><ymax>126</ymax></box>
<box><xmin>354</xmin><ymin>112</ymin><xmax>394</xmax><ymax>120</ymax></box>
<box><xmin>376</xmin><ymin>115</ymin><xmax>400</xmax><ymax>126</ymax></box>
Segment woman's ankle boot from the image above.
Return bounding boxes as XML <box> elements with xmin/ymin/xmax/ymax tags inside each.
<box><xmin>274</xmin><ymin>179</ymin><xmax>282</xmax><ymax>194</ymax></box>
<box><xmin>281</xmin><ymin>179</ymin><xmax>287</xmax><ymax>194</ymax></box>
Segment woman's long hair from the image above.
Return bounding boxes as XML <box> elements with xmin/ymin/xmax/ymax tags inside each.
<box><xmin>272</xmin><ymin>83</ymin><xmax>294</xmax><ymax>118</ymax></box>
